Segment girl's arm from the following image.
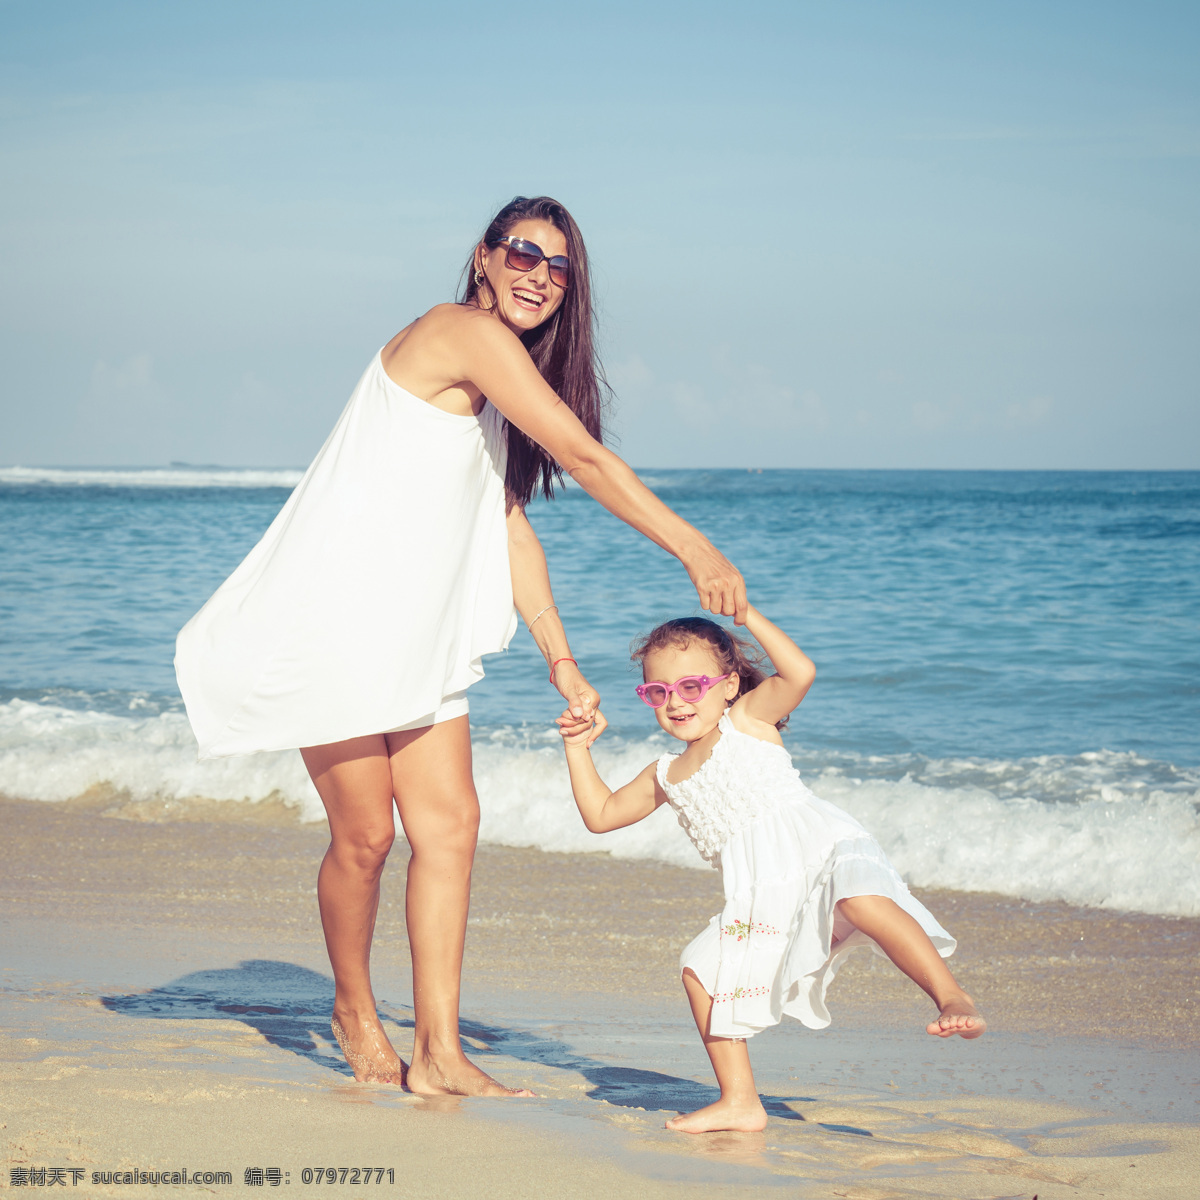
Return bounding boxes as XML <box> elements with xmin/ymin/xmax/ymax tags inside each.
<box><xmin>561</xmin><ymin>725</ymin><xmax>667</xmax><ymax>833</ymax></box>
<box><xmin>457</xmin><ymin>314</ymin><xmax>747</xmax><ymax>623</ymax></box>
<box><xmin>507</xmin><ymin>505</ymin><xmax>600</xmax><ymax>739</ymax></box>
<box><xmin>735</xmin><ymin>605</ymin><xmax>817</xmax><ymax>729</ymax></box>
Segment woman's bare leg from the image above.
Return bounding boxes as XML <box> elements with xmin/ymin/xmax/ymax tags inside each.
<box><xmin>666</xmin><ymin>968</ymin><xmax>767</xmax><ymax>1133</ymax></box>
<box><xmin>836</xmin><ymin>895</ymin><xmax>986</xmax><ymax>1038</ymax></box>
<box><xmin>301</xmin><ymin>735</ymin><xmax>407</xmax><ymax>1083</ymax></box>
<box><xmin>388</xmin><ymin>717</ymin><xmax>533</xmax><ymax>1097</ymax></box>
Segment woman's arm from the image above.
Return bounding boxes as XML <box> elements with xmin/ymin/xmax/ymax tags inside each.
<box><xmin>736</xmin><ymin>604</ymin><xmax>817</xmax><ymax>728</ymax></box>
<box><xmin>507</xmin><ymin>505</ymin><xmax>600</xmax><ymax>735</ymax></box>
<box><xmin>460</xmin><ymin>315</ymin><xmax>748</xmax><ymax>623</ymax></box>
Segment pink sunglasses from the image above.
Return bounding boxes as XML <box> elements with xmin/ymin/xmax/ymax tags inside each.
<box><xmin>635</xmin><ymin>674</ymin><xmax>730</xmax><ymax>708</ymax></box>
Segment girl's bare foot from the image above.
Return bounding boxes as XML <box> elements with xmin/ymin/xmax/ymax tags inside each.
<box><xmin>927</xmin><ymin>993</ymin><xmax>986</xmax><ymax>1039</ymax></box>
<box><xmin>666</xmin><ymin>1096</ymin><xmax>768</xmax><ymax>1133</ymax></box>
<box><xmin>406</xmin><ymin>1050</ymin><xmax>535</xmax><ymax>1098</ymax></box>
<box><xmin>330</xmin><ymin>1013</ymin><xmax>408</xmax><ymax>1084</ymax></box>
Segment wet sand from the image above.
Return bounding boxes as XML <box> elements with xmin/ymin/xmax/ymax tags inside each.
<box><xmin>2</xmin><ymin>793</ymin><xmax>1199</xmax><ymax>1198</ymax></box>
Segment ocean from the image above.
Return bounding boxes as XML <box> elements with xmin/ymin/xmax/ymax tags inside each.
<box><xmin>1</xmin><ymin>465</ymin><xmax>1197</xmax><ymax>917</ymax></box>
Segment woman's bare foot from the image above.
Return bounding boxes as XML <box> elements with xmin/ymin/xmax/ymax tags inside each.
<box><xmin>330</xmin><ymin>1013</ymin><xmax>408</xmax><ymax>1084</ymax></box>
<box><xmin>666</xmin><ymin>1096</ymin><xmax>768</xmax><ymax>1133</ymax></box>
<box><xmin>406</xmin><ymin>1050</ymin><xmax>534</xmax><ymax>1098</ymax></box>
<box><xmin>926</xmin><ymin>993</ymin><xmax>986</xmax><ymax>1039</ymax></box>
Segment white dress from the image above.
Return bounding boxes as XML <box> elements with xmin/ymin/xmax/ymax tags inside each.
<box><xmin>175</xmin><ymin>350</ymin><xmax>518</xmax><ymax>758</ymax></box>
<box><xmin>658</xmin><ymin>714</ymin><xmax>955</xmax><ymax>1039</ymax></box>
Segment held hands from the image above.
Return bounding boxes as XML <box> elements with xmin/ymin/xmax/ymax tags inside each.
<box><xmin>551</xmin><ymin>659</ymin><xmax>605</xmax><ymax>749</ymax></box>
<box><xmin>683</xmin><ymin>539</ymin><xmax>748</xmax><ymax>624</ymax></box>
<box><xmin>557</xmin><ymin>707</ymin><xmax>608</xmax><ymax>749</ymax></box>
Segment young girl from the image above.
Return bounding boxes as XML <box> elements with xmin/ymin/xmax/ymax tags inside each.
<box><xmin>559</xmin><ymin>606</ymin><xmax>984</xmax><ymax>1134</ymax></box>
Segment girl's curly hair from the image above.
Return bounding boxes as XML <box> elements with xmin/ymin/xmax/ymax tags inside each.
<box><xmin>630</xmin><ymin>617</ymin><xmax>787</xmax><ymax>730</ymax></box>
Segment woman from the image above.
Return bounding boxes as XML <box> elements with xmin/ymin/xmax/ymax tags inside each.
<box><xmin>176</xmin><ymin>195</ymin><xmax>746</xmax><ymax>1096</ymax></box>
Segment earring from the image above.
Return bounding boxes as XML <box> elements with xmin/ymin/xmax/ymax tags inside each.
<box><xmin>474</xmin><ymin>268</ymin><xmax>483</xmax><ymax>285</ymax></box>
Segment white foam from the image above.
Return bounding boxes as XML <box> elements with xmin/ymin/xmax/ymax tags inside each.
<box><xmin>0</xmin><ymin>699</ymin><xmax>325</xmax><ymax>820</ymax></box>
<box><xmin>0</xmin><ymin>465</ymin><xmax>303</xmax><ymax>489</ymax></box>
<box><xmin>2</xmin><ymin>698</ymin><xmax>1197</xmax><ymax>917</ymax></box>
<box><xmin>810</xmin><ymin>770</ymin><xmax>1200</xmax><ymax>918</ymax></box>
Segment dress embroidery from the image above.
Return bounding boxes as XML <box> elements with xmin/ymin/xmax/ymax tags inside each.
<box><xmin>721</xmin><ymin>920</ymin><xmax>781</xmax><ymax>941</ymax></box>
<box><xmin>712</xmin><ymin>985</ymin><xmax>771</xmax><ymax>1004</ymax></box>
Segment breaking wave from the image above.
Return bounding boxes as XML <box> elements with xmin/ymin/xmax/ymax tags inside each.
<box><xmin>2</xmin><ymin>698</ymin><xmax>1197</xmax><ymax>917</ymax></box>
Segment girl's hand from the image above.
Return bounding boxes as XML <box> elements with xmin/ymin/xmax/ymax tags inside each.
<box><xmin>551</xmin><ymin>659</ymin><xmax>599</xmax><ymax>722</ymax></box>
<box><xmin>557</xmin><ymin>708</ymin><xmax>607</xmax><ymax>749</ymax></box>
<box><xmin>682</xmin><ymin>539</ymin><xmax>748</xmax><ymax>624</ymax></box>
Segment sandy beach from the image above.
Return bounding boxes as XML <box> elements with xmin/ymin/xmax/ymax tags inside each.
<box><xmin>2</xmin><ymin>791</ymin><xmax>1198</xmax><ymax>1198</ymax></box>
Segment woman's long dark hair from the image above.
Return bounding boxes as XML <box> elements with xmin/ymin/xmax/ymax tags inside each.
<box><xmin>458</xmin><ymin>195</ymin><xmax>608</xmax><ymax>509</ymax></box>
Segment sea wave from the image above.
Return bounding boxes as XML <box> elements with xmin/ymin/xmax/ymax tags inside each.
<box><xmin>0</xmin><ymin>465</ymin><xmax>303</xmax><ymax>489</ymax></box>
<box><xmin>1</xmin><ymin>698</ymin><xmax>1197</xmax><ymax>917</ymax></box>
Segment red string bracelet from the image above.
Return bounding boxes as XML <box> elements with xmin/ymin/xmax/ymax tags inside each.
<box><xmin>549</xmin><ymin>657</ymin><xmax>577</xmax><ymax>683</ymax></box>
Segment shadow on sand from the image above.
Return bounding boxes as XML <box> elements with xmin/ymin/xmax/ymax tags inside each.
<box><xmin>102</xmin><ymin>958</ymin><xmax>846</xmax><ymax>1127</ymax></box>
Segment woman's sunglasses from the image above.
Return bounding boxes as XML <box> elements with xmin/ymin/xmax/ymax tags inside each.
<box><xmin>635</xmin><ymin>674</ymin><xmax>730</xmax><ymax>708</ymax></box>
<box><xmin>494</xmin><ymin>236</ymin><xmax>570</xmax><ymax>288</ymax></box>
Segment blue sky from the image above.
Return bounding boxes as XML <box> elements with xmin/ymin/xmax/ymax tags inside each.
<box><xmin>1</xmin><ymin>0</ymin><xmax>1197</xmax><ymax>468</ymax></box>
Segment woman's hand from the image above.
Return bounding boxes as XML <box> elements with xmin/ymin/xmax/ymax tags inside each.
<box><xmin>557</xmin><ymin>707</ymin><xmax>608</xmax><ymax>750</ymax></box>
<box><xmin>682</xmin><ymin>539</ymin><xmax>748</xmax><ymax>624</ymax></box>
<box><xmin>553</xmin><ymin>660</ymin><xmax>604</xmax><ymax>749</ymax></box>
<box><xmin>551</xmin><ymin>659</ymin><xmax>599</xmax><ymax>722</ymax></box>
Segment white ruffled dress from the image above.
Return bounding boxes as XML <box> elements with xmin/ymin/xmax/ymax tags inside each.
<box><xmin>657</xmin><ymin>714</ymin><xmax>955</xmax><ymax>1039</ymax></box>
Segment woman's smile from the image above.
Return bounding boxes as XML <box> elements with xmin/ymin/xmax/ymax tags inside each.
<box><xmin>511</xmin><ymin>286</ymin><xmax>547</xmax><ymax>312</ymax></box>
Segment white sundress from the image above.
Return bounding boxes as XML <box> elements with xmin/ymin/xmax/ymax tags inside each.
<box><xmin>657</xmin><ymin>713</ymin><xmax>955</xmax><ymax>1039</ymax></box>
<box><xmin>175</xmin><ymin>350</ymin><xmax>518</xmax><ymax>758</ymax></box>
